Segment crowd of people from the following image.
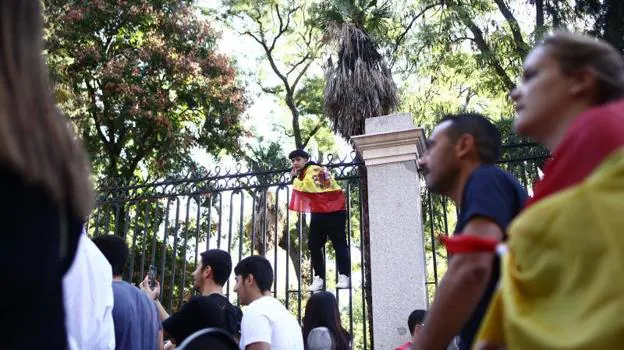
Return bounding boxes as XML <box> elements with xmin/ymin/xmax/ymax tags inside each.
<box><xmin>3</xmin><ymin>0</ymin><xmax>624</xmax><ymax>349</ymax></box>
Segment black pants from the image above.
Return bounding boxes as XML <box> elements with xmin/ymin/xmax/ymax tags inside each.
<box><xmin>309</xmin><ymin>211</ymin><xmax>351</xmax><ymax>279</ymax></box>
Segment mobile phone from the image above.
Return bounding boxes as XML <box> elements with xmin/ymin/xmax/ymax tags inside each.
<box><xmin>148</xmin><ymin>265</ymin><xmax>158</xmax><ymax>289</ymax></box>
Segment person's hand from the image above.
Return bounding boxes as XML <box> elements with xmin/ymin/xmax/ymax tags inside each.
<box><xmin>164</xmin><ymin>340</ymin><xmax>176</xmax><ymax>350</ymax></box>
<box><xmin>140</xmin><ymin>275</ymin><xmax>160</xmax><ymax>301</ymax></box>
<box><xmin>290</xmin><ymin>167</ymin><xmax>298</xmax><ymax>177</ymax></box>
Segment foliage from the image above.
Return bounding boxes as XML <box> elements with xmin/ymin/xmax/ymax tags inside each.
<box><xmin>313</xmin><ymin>0</ymin><xmax>399</xmax><ymax>138</ymax></box>
<box><xmin>218</xmin><ymin>0</ymin><xmax>332</xmax><ymax>150</ymax></box>
<box><xmin>44</xmin><ymin>0</ymin><xmax>248</xmax><ymax>180</ymax></box>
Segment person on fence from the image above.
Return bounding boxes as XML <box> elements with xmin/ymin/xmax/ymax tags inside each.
<box><xmin>288</xmin><ymin>149</ymin><xmax>351</xmax><ymax>292</ymax></box>
<box><xmin>234</xmin><ymin>255</ymin><xmax>304</xmax><ymax>350</ymax></box>
<box><xmin>473</xmin><ymin>31</ymin><xmax>624</xmax><ymax>350</ymax></box>
<box><xmin>140</xmin><ymin>249</ymin><xmax>243</xmax><ymax>347</ymax></box>
<box><xmin>0</xmin><ymin>1</ymin><xmax>95</xmax><ymax>349</ymax></box>
<box><xmin>302</xmin><ymin>291</ymin><xmax>351</xmax><ymax>350</ymax></box>
<box><xmin>395</xmin><ymin>309</ymin><xmax>426</xmax><ymax>350</ymax></box>
<box><xmin>413</xmin><ymin>113</ymin><xmax>528</xmax><ymax>350</ymax></box>
<box><xmin>92</xmin><ymin>234</ymin><xmax>162</xmax><ymax>350</ymax></box>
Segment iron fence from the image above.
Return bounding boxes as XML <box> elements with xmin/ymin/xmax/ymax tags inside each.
<box><xmin>422</xmin><ymin>142</ymin><xmax>551</xmax><ymax>300</ymax></box>
<box><xmin>87</xmin><ymin>152</ymin><xmax>372</xmax><ymax>350</ymax></box>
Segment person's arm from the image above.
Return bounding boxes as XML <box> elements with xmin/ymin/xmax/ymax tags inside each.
<box><xmin>158</xmin><ymin>330</ymin><xmax>164</xmax><ymax>350</ymax></box>
<box><xmin>140</xmin><ymin>276</ymin><xmax>170</xmax><ymax>320</ymax></box>
<box><xmin>154</xmin><ymin>299</ymin><xmax>170</xmax><ymax>321</ymax></box>
<box><xmin>413</xmin><ymin>217</ymin><xmax>503</xmax><ymax>350</ymax></box>
<box><xmin>246</xmin><ymin>343</ymin><xmax>271</xmax><ymax>350</ymax></box>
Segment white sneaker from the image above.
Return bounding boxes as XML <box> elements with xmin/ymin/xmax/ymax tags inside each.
<box><xmin>307</xmin><ymin>276</ymin><xmax>324</xmax><ymax>292</ymax></box>
<box><xmin>336</xmin><ymin>274</ymin><xmax>350</xmax><ymax>289</ymax></box>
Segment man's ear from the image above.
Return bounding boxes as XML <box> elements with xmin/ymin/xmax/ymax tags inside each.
<box><xmin>455</xmin><ymin>134</ymin><xmax>475</xmax><ymax>159</ymax></box>
<box><xmin>202</xmin><ymin>266</ymin><xmax>213</xmax><ymax>280</ymax></box>
<box><xmin>245</xmin><ymin>274</ymin><xmax>255</xmax><ymax>286</ymax></box>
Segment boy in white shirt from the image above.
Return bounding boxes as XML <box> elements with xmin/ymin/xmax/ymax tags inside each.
<box><xmin>234</xmin><ymin>256</ymin><xmax>304</xmax><ymax>350</ymax></box>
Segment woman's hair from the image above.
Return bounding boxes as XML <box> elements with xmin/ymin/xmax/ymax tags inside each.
<box><xmin>0</xmin><ymin>0</ymin><xmax>94</xmax><ymax>217</ymax></box>
<box><xmin>303</xmin><ymin>291</ymin><xmax>350</xmax><ymax>350</ymax></box>
<box><xmin>539</xmin><ymin>31</ymin><xmax>624</xmax><ymax>105</ymax></box>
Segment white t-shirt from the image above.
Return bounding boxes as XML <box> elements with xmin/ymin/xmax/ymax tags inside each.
<box><xmin>63</xmin><ymin>231</ymin><xmax>115</xmax><ymax>350</ymax></box>
<box><xmin>239</xmin><ymin>296</ymin><xmax>304</xmax><ymax>350</ymax></box>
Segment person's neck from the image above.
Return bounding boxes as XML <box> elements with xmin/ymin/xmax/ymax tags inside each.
<box><xmin>541</xmin><ymin>102</ymin><xmax>592</xmax><ymax>152</ymax></box>
<box><xmin>199</xmin><ymin>283</ymin><xmax>224</xmax><ymax>297</ymax></box>
<box><xmin>248</xmin><ymin>290</ymin><xmax>271</xmax><ymax>304</ymax></box>
<box><xmin>113</xmin><ymin>276</ymin><xmax>123</xmax><ymax>281</ymax></box>
<box><xmin>447</xmin><ymin>161</ymin><xmax>481</xmax><ymax>208</ymax></box>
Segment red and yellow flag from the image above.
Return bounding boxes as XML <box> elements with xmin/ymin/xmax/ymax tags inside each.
<box><xmin>475</xmin><ymin>99</ymin><xmax>624</xmax><ymax>349</ymax></box>
<box><xmin>288</xmin><ymin>164</ymin><xmax>345</xmax><ymax>213</ymax></box>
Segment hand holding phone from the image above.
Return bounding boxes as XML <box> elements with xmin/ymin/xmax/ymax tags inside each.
<box><xmin>148</xmin><ymin>265</ymin><xmax>158</xmax><ymax>290</ymax></box>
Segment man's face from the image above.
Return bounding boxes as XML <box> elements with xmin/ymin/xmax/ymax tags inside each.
<box><xmin>192</xmin><ymin>264</ymin><xmax>207</xmax><ymax>292</ymax></box>
<box><xmin>418</xmin><ymin>121</ymin><xmax>461</xmax><ymax>195</ymax></box>
<box><xmin>291</xmin><ymin>156</ymin><xmax>307</xmax><ymax>171</ymax></box>
<box><xmin>234</xmin><ymin>274</ymin><xmax>251</xmax><ymax>305</ymax></box>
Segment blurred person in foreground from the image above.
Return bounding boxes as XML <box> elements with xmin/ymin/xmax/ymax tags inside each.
<box><xmin>413</xmin><ymin>114</ymin><xmax>527</xmax><ymax>350</ymax></box>
<box><xmin>0</xmin><ymin>1</ymin><xmax>94</xmax><ymax>349</ymax></box>
<box><xmin>474</xmin><ymin>31</ymin><xmax>624</xmax><ymax>350</ymax></box>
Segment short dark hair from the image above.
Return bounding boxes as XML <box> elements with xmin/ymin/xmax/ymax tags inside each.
<box><xmin>200</xmin><ymin>249</ymin><xmax>233</xmax><ymax>286</ymax></box>
<box><xmin>440</xmin><ymin>113</ymin><xmax>501</xmax><ymax>164</ymax></box>
<box><xmin>408</xmin><ymin>309</ymin><xmax>427</xmax><ymax>335</ymax></box>
<box><xmin>92</xmin><ymin>234</ymin><xmax>129</xmax><ymax>276</ymax></box>
<box><xmin>234</xmin><ymin>256</ymin><xmax>273</xmax><ymax>292</ymax></box>
<box><xmin>288</xmin><ymin>149</ymin><xmax>310</xmax><ymax>160</ymax></box>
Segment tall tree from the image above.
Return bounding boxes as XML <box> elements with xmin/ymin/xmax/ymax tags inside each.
<box><xmin>44</xmin><ymin>0</ymin><xmax>248</xmax><ymax>181</ymax></box>
<box><xmin>218</xmin><ymin>0</ymin><xmax>327</xmax><ymax>150</ymax></box>
<box><xmin>313</xmin><ymin>0</ymin><xmax>399</xmax><ymax>138</ymax></box>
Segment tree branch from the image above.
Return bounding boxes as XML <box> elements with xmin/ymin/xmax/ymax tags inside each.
<box><xmin>492</xmin><ymin>0</ymin><xmax>528</xmax><ymax>58</ymax></box>
<box><xmin>272</xmin><ymin>123</ymin><xmax>294</xmax><ymax>137</ymax></box>
<box><xmin>287</xmin><ymin>52</ymin><xmax>311</xmax><ymax>76</ymax></box>
<box><xmin>393</xmin><ymin>4</ymin><xmax>440</xmax><ymax>55</ymax></box>
<box><xmin>85</xmin><ymin>80</ymin><xmax>114</xmax><ymax>155</ymax></box>
<box><xmin>301</xmin><ymin>121</ymin><xmax>324</xmax><ymax>148</ymax></box>
<box><xmin>450</xmin><ymin>2</ymin><xmax>515</xmax><ymax>90</ymax></box>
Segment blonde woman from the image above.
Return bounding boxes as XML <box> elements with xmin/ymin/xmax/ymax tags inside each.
<box><xmin>472</xmin><ymin>31</ymin><xmax>624</xmax><ymax>349</ymax></box>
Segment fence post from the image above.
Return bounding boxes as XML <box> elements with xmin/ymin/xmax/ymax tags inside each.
<box><xmin>352</xmin><ymin>113</ymin><xmax>428</xmax><ymax>349</ymax></box>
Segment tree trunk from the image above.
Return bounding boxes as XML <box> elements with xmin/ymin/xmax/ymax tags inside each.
<box><xmin>602</xmin><ymin>0</ymin><xmax>624</xmax><ymax>52</ymax></box>
<box><xmin>535</xmin><ymin>0</ymin><xmax>545</xmax><ymax>37</ymax></box>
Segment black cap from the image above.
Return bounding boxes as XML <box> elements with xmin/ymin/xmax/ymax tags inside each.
<box><xmin>288</xmin><ymin>149</ymin><xmax>310</xmax><ymax>160</ymax></box>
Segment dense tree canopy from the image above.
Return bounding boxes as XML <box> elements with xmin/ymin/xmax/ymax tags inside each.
<box><xmin>44</xmin><ymin>0</ymin><xmax>248</xmax><ymax>180</ymax></box>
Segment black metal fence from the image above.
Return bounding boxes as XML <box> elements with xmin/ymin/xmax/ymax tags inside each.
<box><xmin>87</xmin><ymin>153</ymin><xmax>372</xmax><ymax>350</ymax></box>
<box><xmin>422</xmin><ymin>142</ymin><xmax>550</xmax><ymax>300</ymax></box>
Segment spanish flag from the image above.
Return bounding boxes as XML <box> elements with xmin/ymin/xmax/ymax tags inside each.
<box><xmin>289</xmin><ymin>163</ymin><xmax>346</xmax><ymax>213</ymax></box>
<box><xmin>473</xmin><ymin>99</ymin><xmax>624</xmax><ymax>349</ymax></box>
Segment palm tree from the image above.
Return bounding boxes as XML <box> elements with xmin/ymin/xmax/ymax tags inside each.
<box><xmin>313</xmin><ymin>0</ymin><xmax>398</xmax><ymax>138</ymax></box>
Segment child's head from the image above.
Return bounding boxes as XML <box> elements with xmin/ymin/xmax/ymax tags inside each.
<box><xmin>289</xmin><ymin>149</ymin><xmax>310</xmax><ymax>171</ymax></box>
<box><xmin>408</xmin><ymin>309</ymin><xmax>427</xmax><ymax>339</ymax></box>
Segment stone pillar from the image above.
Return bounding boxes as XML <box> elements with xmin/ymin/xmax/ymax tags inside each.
<box><xmin>351</xmin><ymin>113</ymin><xmax>428</xmax><ymax>349</ymax></box>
